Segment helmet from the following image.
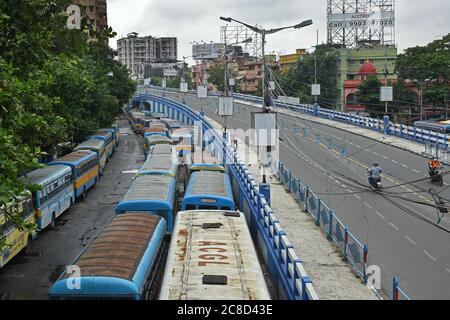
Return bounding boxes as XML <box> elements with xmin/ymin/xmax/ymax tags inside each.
<box><xmin>373</xmin><ymin>163</ymin><xmax>379</xmax><ymax>167</ymax></box>
<box><xmin>433</xmin><ymin>157</ymin><xmax>438</xmax><ymax>160</ymax></box>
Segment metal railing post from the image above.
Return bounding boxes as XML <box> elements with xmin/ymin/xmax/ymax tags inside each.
<box><xmin>363</xmin><ymin>245</ymin><xmax>368</xmax><ymax>283</ymax></box>
<box><xmin>344</xmin><ymin>225</ymin><xmax>349</xmax><ymax>257</ymax></box>
<box><xmin>328</xmin><ymin>209</ymin><xmax>334</xmax><ymax>241</ymax></box>
<box><xmin>305</xmin><ymin>186</ymin><xmax>310</xmax><ymax>213</ymax></box>
<box><xmin>393</xmin><ymin>276</ymin><xmax>399</xmax><ymax>301</ymax></box>
<box><xmin>301</xmin><ymin>276</ymin><xmax>312</xmax><ymax>300</ymax></box>
<box><xmin>316</xmin><ymin>198</ymin><xmax>321</xmax><ymax>226</ymax></box>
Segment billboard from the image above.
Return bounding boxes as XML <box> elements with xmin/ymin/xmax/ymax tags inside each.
<box><xmin>163</xmin><ymin>68</ymin><xmax>178</xmax><ymax>77</ymax></box>
<box><xmin>197</xmin><ymin>86</ymin><xmax>207</xmax><ymax>98</ymax></box>
<box><xmin>192</xmin><ymin>43</ymin><xmax>224</xmax><ymax>60</ymax></box>
<box><xmin>380</xmin><ymin>86</ymin><xmax>393</xmax><ymax>102</ymax></box>
<box><xmin>251</xmin><ymin>112</ymin><xmax>278</xmax><ymax>147</ymax></box>
<box><xmin>277</xmin><ymin>96</ymin><xmax>300</xmax><ymax>105</ymax></box>
<box><xmin>328</xmin><ymin>11</ymin><xmax>394</xmax><ymax>30</ymax></box>
<box><xmin>180</xmin><ymin>82</ymin><xmax>188</xmax><ymax>93</ymax></box>
<box><xmin>218</xmin><ymin>97</ymin><xmax>234</xmax><ymax>116</ymax></box>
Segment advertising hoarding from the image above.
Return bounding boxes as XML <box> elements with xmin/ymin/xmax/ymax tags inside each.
<box><xmin>192</xmin><ymin>43</ymin><xmax>225</xmax><ymax>60</ymax></box>
<box><xmin>328</xmin><ymin>11</ymin><xmax>394</xmax><ymax>30</ymax></box>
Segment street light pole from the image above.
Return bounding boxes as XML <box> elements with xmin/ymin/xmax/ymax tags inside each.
<box><xmin>219</xmin><ymin>16</ymin><xmax>312</xmax><ymax>185</ymax></box>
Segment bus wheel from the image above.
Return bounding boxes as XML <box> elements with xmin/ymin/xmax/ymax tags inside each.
<box><xmin>24</xmin><ymin>235</ymin><xmax>32</xmax><ymax>254</ymax></box>
<box><xmin>49</xmin><ymin>213</ymin><xmax>56</xmax><ymax>230</ymax></box>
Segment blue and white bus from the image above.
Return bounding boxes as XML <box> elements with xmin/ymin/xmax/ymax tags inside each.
<box><xmin>20</xmin><ymin>165</ymin><xmax>75</xmax><ymax>230</ymax></box>
<box><xmin>138</xmin><ymin>153</ymin><xmax>178</xmax><ymax>177</ymax></box>
<box><xmin>143</xmin><ymin>135</ymin><xmax>174</xmax><ymax>158</ymax></box>
<box><xmin>182</xmin><ymin>171</ymin><xmax>235</xmax><ymax>211</ymax></box>
<box><xmin>48</xmin><ymin>213</ymin><xmax>167</xmax><ymax>300</ymax></box>
<box><xmin>49</xmin><ymin>151</ymin><xmax>99</xmax><ymax>199</ymax></box>
<box><xmin>88</xmin><ymin>131</ymin><xmax>114</xmax><ymax>159</ymax></box>
<box><xmin>99</xmin><ymin>128</ymin><xmax>118</xmax><ymax>152</ymax></box>
<box><xmin>74</xmin><ymin>139</ymin><xmax>107</xmax><ymax>175</ymax></box>
<box><xmin>116</xmin><ymin>175</ymin><xmax>177</xmax><ymax>232</ymax></box>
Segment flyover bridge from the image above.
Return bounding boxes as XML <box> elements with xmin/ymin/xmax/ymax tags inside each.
<box><xmin>139</xmin><ymin>86</ymin><xmax>450</xmax><ymax>300</ymax></box>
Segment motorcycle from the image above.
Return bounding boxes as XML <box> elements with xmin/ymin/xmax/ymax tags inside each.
<box><xmin>368</xmin><ymin>175</ymin><xmax>382</xmax><ymax>190</ymax></box>
<box><xmin>429</xmin><ymin>168</ymin><xmax>444</xmax><ymax>186</ymax></box>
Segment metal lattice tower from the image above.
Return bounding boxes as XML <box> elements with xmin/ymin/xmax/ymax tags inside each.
<box><xmin>220</xmin><ymin>25</ymin><xmax>263</xmax><ymax>57</ymax></box>
<box><xmin>327</xmin><ymin>0</ymin><xmax>396</xmax><ymax>48</ymax></box>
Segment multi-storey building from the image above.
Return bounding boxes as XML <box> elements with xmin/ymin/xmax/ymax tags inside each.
<box><xmin>71</xmin><ymin>0</ymin><xmax>108</xmax><ymax>34</ymax></box>
<box><xmin>117</xmin><ymin>33</ymin><xmax>177</xmax><ymax>80</ymax></box>
<box><xmin>279</xmin><ymin>49</ymin><xmax>306</xmax><ymax>74</ymax></box>
<box><xmin>337</xmin><ymin>46</ymin><xmax>398</xmax><ymax>111</ymax></box>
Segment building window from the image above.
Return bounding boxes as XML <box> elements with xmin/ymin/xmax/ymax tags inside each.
<box><xmin>360</xmin><ymin>59</ymin><xmax>365</xmax><ymax>65</ymax></box>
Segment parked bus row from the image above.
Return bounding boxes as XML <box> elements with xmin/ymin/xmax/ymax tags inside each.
<box><xmin>48</xmin><ymin>115</ymin><xmax>270</xmax><ymax>300</ymax></box>
<box><xmin>0</xmin><ymin>123</ymin><xmax>120</xmax><ymax>270</ymax></box>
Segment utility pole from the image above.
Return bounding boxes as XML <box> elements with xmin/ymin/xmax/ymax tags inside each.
<box><xmin>420</xmin><ymin>82</ymin><xmax>424</xmax><ymax>121</ymax></box>
<box><xmin>220</xmin><ymin>16</ymin><xmax>313</xmax><ymax>187</ymax></box>
<box><xmin>314</xmin><ymin>29</ymin><xmax>318</xmax><ymax>103</ymax></box>
<box><xmin>384</xmin><ymin>45</ymin><xmax>388</xmax><ymax>115</ymax></box>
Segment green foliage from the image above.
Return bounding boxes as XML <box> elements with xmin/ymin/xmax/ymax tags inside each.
<box><xmin>278</xmin><ymin>44</ymin><xmax>338</xmax><ymax>107</ymax></box>
<box><xmin>356</xmin><ymin>75</ymin><xmax>382</xmax><ymax>117</ymax></box>
<box><xmin>396</xmin><ymin>33</ymin><xmax>450</xmax><ymax>109</ymax></box>
<box><xmin>207</xmin><ymin>64</ymin><xmax>237</xmax><ymax>92</ymax></box>
<box><xmin>0</xmin><ymin>0</ymin><xmax>136</xmax><ymax>248</ymax></box>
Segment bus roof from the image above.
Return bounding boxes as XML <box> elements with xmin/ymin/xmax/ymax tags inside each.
<box><xmin>116</xmin><ymin>175</ymin><xmax>176</xmax><ymax>213</ymax></box>
<box><xmin>151</xmin><ymin>144</ymin><xmax>175</xmax><ymax>156</ymax></box>
<box><xmin>20</xmin><ymin>165</ymin><xmax>72</xmax><ymax>186</ymax></box>
<box><xmin>75</xmin><ymin>139</ymin><xmax>105</xmax><ymax>152</ymax></box>
<box><xmin>183</xmin><ymin>171</ymin><xmax>234</xmax><ymax>210</ymax></box>
<box><xmin>139</xmin><ymin>153</ymin><xmax>178</xmax><ymax>176</ymax></box>
<box><xmin>48</xmin><ymin>214</ymin><xmax>166</xmax><ymax>299</ymax></box>
<box><xmin>159</xmin><ymin>210</ymin><xmax>271</xmax><ymax>300</ymax></box>
<box><xmin>49</xmin><ymin>151</ymin><xmax>97</xmax><ymax>167</ymax></box>
<box><xmin>189</xmin><ymin>163</ymin><xmax>226</xmax><ymax>173</ymax></box>
<box><xmin>88</xmin><ymin>131</ymin><xmax>113</xmax><ymax>141</ymax></box>
<box><xmin>144</xmin><ymin>135</ymin><xmax>174</xmax><ymax>145</ymax></box>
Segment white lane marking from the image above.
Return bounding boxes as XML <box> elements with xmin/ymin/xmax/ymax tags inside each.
<box><xmin>346</xmin><ymin>189</ymin><xmax>353</xmax><ymax>193</ymax></box>
<box><xmin>391</xmin><ymin>160</ymin><xmax>399</xmax><ymax>164</ymax></box>
<box><xmin>364</xmin><ymin>202</ymin><xmax>373</xmax><ymax>209</ymax></box>
<box><xmin>405</xmin><ymin>236</ymin><xmax>417</xmax><ymax>245</ymax></box>
<box><xmin>355</xmin><ymin>144</ymin><xmax>361</xmax><ymax>148</ymax></box>
<box><xmin>446</xmin><ymin>268</ymin><xmax>450</xmax><ymax>274</ymax></box>
<box><xmin>383</xmin><ymin>156</ymin><xmax>389</xmax><ymax>160</ymax></box>
<box><xmin>413</xmin><ymin>169</ymin><xmax>421</xmax><ymax>174</ymax></box>
<box><xmin>376</xmin><ymin>211</ymin><xmax>385</xmax><ymax>219</ymax></box>
<box><xmin>444</xmin><ymin>183</ymin><xmax>449</xmax><ymax>186</ymax></box>
<box><xmin>389</xmin><ymin>222</ymin><xmax>400</xmax><ymax>231</ymax></box>
<box><xmin>402</xmin><ymin>164</ymin><xmax>408</xmax><ymax>168</ymax></box>
<box><xmin>354</xmin><ymin>194</ymin><xmax>361</xmax><ymax>200</ymax></box>
<box><xmin>373</xmin><ymin>152</ymin><xmax>379</xmax><ymax>156</ymax></box>
<box><xmin>423</xmin><ymin>250</ymin><xmax>437</xmax><ymax>261</ymax></box>
<box><xmin>341</xmin><ymin>184</ymin><xmax>347</xmax><ymax>188</ymax></box>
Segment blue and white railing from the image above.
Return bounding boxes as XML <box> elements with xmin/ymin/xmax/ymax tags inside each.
<box><xmin>133</xmin><ymin>93</ymin><xmax>319</xmax><ymax>301</ymax></box>
<box><xmin>142</xmin><ymin>85</ymin><xmax>449</xmax><ymax>152</ymax></box>
<box><xmin>278</xmin><ymin>161</ymin><xmax>412</xmax><ymax>300</ymax></box>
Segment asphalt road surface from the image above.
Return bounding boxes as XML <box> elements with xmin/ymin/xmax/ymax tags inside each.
<box><xmin>0</xmin><ymin>121</ymin><xmax>144</xmax><ymax>300</ymax></box>
<box><xmin>161</xmin><ymin>92</ymin><xmax>450</xmax><ymax>300</ymax></box>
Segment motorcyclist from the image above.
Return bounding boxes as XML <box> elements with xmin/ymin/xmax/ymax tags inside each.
<box><xmin>368</xmin><ymin>163</ymin><xmax>382</xmax><ymax>188</ymax></box>
<box><xmin>428</xmin><ymin>157</ymin><xmax>442</xmax><ymax>177</ymax></box>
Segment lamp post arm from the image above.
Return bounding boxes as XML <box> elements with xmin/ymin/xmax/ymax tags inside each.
<box><xmin>229</xmin><ymin>18</ymin><xmax>262</xmax><ymax>34</ymax></box>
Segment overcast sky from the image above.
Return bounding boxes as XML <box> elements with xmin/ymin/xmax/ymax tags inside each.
<box><xmin>107</xmin><ymin>0</ymin><xmax>449</xmax><ymax>65</ymax></box>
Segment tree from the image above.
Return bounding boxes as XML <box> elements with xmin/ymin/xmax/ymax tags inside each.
<box><xmin>0</xmin><ymin>0</ymin><xmax>136</xmax><ymax>249</ymax></box>
<box><xmin>396</xmin><ymin>33</ymin><xmax>450</xmax><ymax>110</ymax></box>
<box><xmin>207</xmin><ymin>63</ymin><xmax>237</xmax><ymax>92</ymax></box>
<box><xmin>279</xmin><ymin>44</ymin><xmax>338</xmax><ymax>108</ymax></box>
<box><xmin>356</xmin><ymin>75</ymin><xmax>382</xmax><ymax>117</ymax></box>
